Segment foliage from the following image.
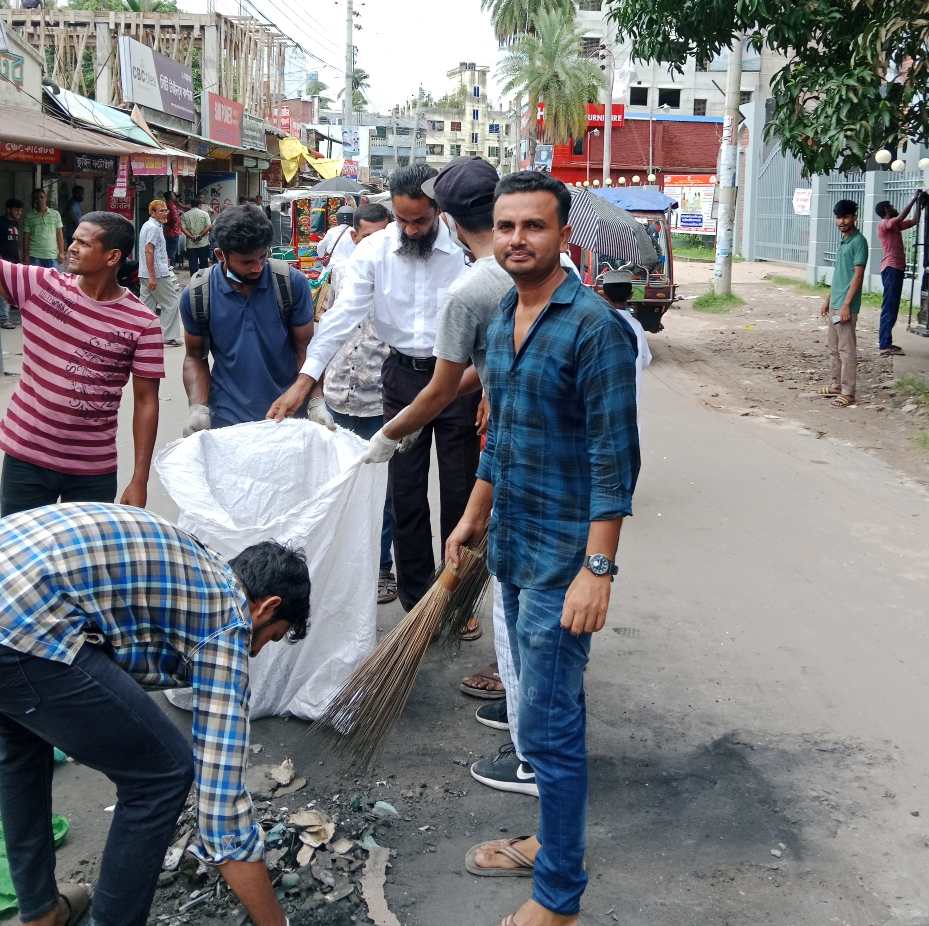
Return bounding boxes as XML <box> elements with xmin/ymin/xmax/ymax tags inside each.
<box><xmin>306</xmin><ymin>79</ymin><xmax>334</xmax><ymax>112</ymax></box>
<box><xmin>604</xmin><ymin>0</ymin><xmax>929</xmax><ymax>175</ymax></box>
<box><xmin>67</xmin><ymin>0</ymin><xmax>178</xmax><ymax>10</ymax></box>
<box><xmin>692</xmin><ymin>291</ymin><xmax>744</xmax><ymax>312</ymax></box>
<box><xmin>897</xmin><ymin>374</ymin><xmax>929</xmax><ymax>410</ymax></box>
<box><xmin>498</xmin><ymin>9</ymin><xmax>603</xmax><ymax>144</ymax></box>
<box><xmin>481</xmin><ymin>0</ymin><xmax>577</xmax><ymax>43</ymax></box>
<box><xmin>434</xmin><ymin>86</ymin><xmax>468</xmax><ymax>111</ymax></box>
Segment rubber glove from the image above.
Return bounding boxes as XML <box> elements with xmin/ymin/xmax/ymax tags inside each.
<box><xmin>307</xmin><ymin>395</ymin><xmax>337</xmax><ymax>431</ymax></box>
<box><xmin>183</xmin><ymin>404</ymin><xmax>211</xmax><ymax>437</ymax></box>
<box><xmin>362</xmin><ymin>427</ymin><xmax>399</xmax><ymax>464</ymax></box>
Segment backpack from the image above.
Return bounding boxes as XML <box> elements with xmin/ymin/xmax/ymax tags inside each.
<box><xmin>188</xmin><ymin>259</ymin><xmax>295</xmax><ymax>360</ymax></box>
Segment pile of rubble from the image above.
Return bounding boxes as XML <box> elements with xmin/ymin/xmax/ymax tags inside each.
<box><xmin>151</xmin><ymin>756</ymin><xmax>402</xmax><ymax>926</ymax></box>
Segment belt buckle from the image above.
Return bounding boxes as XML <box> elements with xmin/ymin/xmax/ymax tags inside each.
<box><xmin>412</xmin><ymin>357</ymin><xmax>430</xmax><ymax>373</ymax></box>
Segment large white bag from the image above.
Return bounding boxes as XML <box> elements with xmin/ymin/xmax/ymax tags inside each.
<box><xmin>155</xmin><ymin>419</ymin><xmax>387</xmax><ymax>720</ymax></box>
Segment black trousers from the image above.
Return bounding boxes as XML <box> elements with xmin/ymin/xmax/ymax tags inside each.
<box><xmin>381</xmin><ymin>352</ymin><xmax>481</xmax><ymax>611</ymax></box>
<box><xmin>0</xmin><ymin>454</ymin><xmax>117</xmax><ymax>518</ymax></box>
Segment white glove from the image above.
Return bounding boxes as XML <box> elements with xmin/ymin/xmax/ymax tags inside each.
<box><xmin>183</xmin><ymin>404</ymin><xmax>211</xmax><ymax>437</ymax></box>
<box><xmin>397</xmin><ymin>427</ymin><xmax>422</xmax><ymax>454</ymax></box>
<box><xmin>307</xmin><ymin>395</ymin><xmax>336</xmax><ymax>431</ymax></box>
<box><xmin>362</xmin><ymin>427</ymin><xmax>399</xmax><ymax>464</ymax></box>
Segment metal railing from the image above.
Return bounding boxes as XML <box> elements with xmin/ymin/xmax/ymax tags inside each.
<box><xmin>823</xmin><ymin>173</ymin><xmax>865</xmax><ymax>264</ymax></box>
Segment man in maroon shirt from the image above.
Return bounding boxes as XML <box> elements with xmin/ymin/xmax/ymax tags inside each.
<box><xmin>875</xmin><ymin>192</ymin><xmax>920</xmax><ymax>356</ymax></box>
<box><xmin>163</xmin><ymin>191</ymin><xmax>183</xmax><ymax>267</ymax></box>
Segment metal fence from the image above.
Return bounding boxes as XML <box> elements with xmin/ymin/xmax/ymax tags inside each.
<box><xmin>823</xmin><ymin>173</ymin><xmax>866</xmax><ymax>264</ymax></box>
<box><xmin>882</xmin><ymin>171</ymin><xmax>924</xmax><ymax>278</ymax></box>
<box><xmin>753</xmin><ymin>147</ymin><xmax>811</xmax><ymax>263</ymax></box>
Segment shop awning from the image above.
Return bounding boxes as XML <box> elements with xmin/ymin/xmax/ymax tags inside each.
<box><xmin>0</xmin><ymin>106</ymin><xmax>165</xmax><ymax>157</ymax></box>
<box><xmin>44</xmin><ymin>88</ymin><xmax>161</xmax><ymax>149</ymax></box>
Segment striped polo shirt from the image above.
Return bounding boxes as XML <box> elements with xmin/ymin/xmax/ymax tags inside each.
<box><xmin>0</xmin><ymin>261</ymin><xmax>165</xmax><ymax>476</ymax></box>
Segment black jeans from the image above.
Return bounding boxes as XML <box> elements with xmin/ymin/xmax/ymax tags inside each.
<box><xmin>187</xmin><ymin>246</ymin><xmax>211</xmax><ymax>274</ymax></box>
<box><xmin>381</xmin><ymin>352</ymin><xmax>481</xmax><ymax>610</ymax></box>
<box><xmin>0</xmin><ymin>643</ymin><xmax>194</xmax><ymax>925</ymax></box>
<box><xmin>0</xmin><ymin>455</ymin><xmax>117</xmax><ymax>517</ymax></box>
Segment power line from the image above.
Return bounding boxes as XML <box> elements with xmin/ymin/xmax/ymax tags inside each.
<box><xmin>260</xmin><ymin>0</ymin><xmax>344</xmax><ymax>56</ymax></box>
<box><xmin>235</xmin><ymin>0</ymin><xmax>343</xmax><ymax>72</ymax></box>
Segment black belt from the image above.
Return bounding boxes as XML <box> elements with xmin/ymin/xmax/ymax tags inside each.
<box><xmin>389</xmin><ymin>348</ymin><xmax>436</xmax><ymax>373</ymax></box>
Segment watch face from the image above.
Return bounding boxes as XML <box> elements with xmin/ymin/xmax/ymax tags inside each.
<box><xmin>589</xmin><ymin>554</ymin><xmax>610</xmax><ymax>576</ymax></box>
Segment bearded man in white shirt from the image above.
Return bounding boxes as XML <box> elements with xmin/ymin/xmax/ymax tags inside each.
<box><xmin>269</xmin><ymin>165</ymin><xmax>478</xmax><ymax>612</ymax></box>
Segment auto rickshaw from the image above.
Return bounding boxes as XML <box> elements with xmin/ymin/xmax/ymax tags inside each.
<box><xmin>590</xmin><ymin>188</ymin><xmax>679</xmax><ymax>333</ymax></box>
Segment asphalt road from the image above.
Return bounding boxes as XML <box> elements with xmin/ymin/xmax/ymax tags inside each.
<box><xmin>1</xmin><ymin>276</ymin><xmax>928</xmax><ymax>924</ymax></box>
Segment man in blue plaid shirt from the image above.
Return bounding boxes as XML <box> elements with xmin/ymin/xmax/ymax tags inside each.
<box><xmin>447</xmin><ymin>172</ymin><xmax>640</xmax><ymax>926</ymax></box>
<box><xmin>0</xmin><ymin>502</ymin><xmax>309</xmax><ymax>926</ymax></box>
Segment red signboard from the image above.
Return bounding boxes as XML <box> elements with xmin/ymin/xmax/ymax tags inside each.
<box><xmin>207</xmin><ymin>92</ymin><xmax>244</xmax><ymax>147</ymax></box>
<box><xmin>272</xmin><ymin>106</ymin><xmax>293</xmax><ymax>135</ymax></box>
<box><xmin>585</xmin><ymin>103</ymin><xmax>625</xmax><ymax>127</ymax></box>
<box><xmin>130</xmin><ymin>153</ymin><xmax>170</xmax><ymax>176</ymax></box>
<box><xmin>263</xmin><ymin>160</ymin><xmax>284</xmax><ymax>191</ymax></box>
<box><xmin>106</xmin><ymin>183</ymin><xmax>135</xmax><ymax>221</ymax></box>
<box><xmin>536</xmin><ymin>103</ymin><xmax>625</xmax><ymax>129</ymax></box>
<box><xmin>0</xmin><ymin>142</ymin><xmax>60</xmax><ymax>164</ymax></box>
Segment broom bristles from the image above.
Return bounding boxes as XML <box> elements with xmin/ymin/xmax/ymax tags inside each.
<box><xmin>312</xmin><ymin>535</ymin><xmax>490</xmax><ymax>766</ymax></box>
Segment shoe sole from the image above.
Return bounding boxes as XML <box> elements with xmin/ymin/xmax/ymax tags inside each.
<box><xmin>470</xmin><ymin>764</ymin><xmax>539</xmax><ymax>797</ymax></box>
<box><xmin>474</xmin><ymin>707</ymin><xmax>510</xmax><ymax>731</ymax></box>
<box><xmin>460</xmin><ymin>682</ymin><xmax>505</xmax><ymax>700</ymax></box>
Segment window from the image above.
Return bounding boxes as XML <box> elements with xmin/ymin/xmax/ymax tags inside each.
<box><xmin>471</xmin><ymin>132</ymin><xmax>479</xmax><ymax>144</ymax></box>
<box><xmin>394</xmin><ymin>127</ymin><xmax>411</xmax><ymax>136</ymax></box>
<box><xmin>692</xmin><ymin>98</ymin><xmax>707</xmax><ymax>116</ymax></box>
<box><xmin>375</xmin><ymin>125</ymin><xmax>387</xmax><ymax>139</ymax></box>
<box><xmin>450</xmin><ymin>120</ymin><xmax>462</xmax><ymax>132</ymax></box>
<box><xmin>629</xmin><ymin>86</ymin><xmax>649</xmax><ymax>106</ymax></box>
<box><xmin>658</xmin><ymin>88</ymin><xmax>681</xmax><ymax>108</ymax></box>
<box><xmin>488</xmin><ymin>123</ymin><xmax>500</xmax><ymax>134</ymax></box>
<box><xmin>472</xmin><ymin>108</ymin><xmax>480</xmax><ymax>121</ymax></box>
<box><xmin>573</xmin><ymin>136</ymin><xmax>584</xmax><ymax>155</ymax></box>
<box><xmin>504</xmin><ymin>124</ymin><xmax>511</xmax><ymax>136</ymax></box>
<box><xmin>577</xmin><ymin>0</ymin><xmax>602</xmax><ymax>8</ymax></box>
<box><xmin>739</xmin><ymin>90</ymin><xmax>753</xmax><ymax>104</ymax></box>
<box><xmin>370</xmin><ymin>156</ymin><xmax>384</xmax><ymax>170</ymax></box>
<box><xmin>428</xmin><ymin>119</ymin><xmax>445</xmax><ymax>132</ymax></box>
<box><xmin>427</xmin><ymin>144</ymin><xmax>444</xmax><ymax>156</ymax></box>
<box><xmin>488</xmin><ymin>146</ymin><xmax>500</xmax><ymax>159</ymax></box>
<box><xmin>449</xmin><ymin>144</ymin><xmax>462</xmax><ymax>157</ymax></box>
<box><xmin>580</xmin><ymin>36</ymin><xmax>600</xmax><ymax>57</ymax></box>
<box><xmin>473</xmin><ymin>85</ymin><xmax>481</xmax><ymax>98</ymax></box>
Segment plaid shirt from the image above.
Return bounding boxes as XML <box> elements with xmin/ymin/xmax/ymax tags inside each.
<box><xmin>476</xmin><ymin>273</ymin><xmax>640</xmax><ymax>589</ymax></box>
<box><xmin>0</xmin><ymin>503</ymin><xmax>263</xmax><ymax>865</ymax></box>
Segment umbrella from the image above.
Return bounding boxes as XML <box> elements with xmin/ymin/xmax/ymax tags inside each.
<box><xmin>310</xmin><ymin>176</ymin><xmax>367</xmax><ymax>194</ymax></box>
<box><xmin>568</xmin><ymin>187</ymin><xmax>658</xmax><ymax>268</ymax></box>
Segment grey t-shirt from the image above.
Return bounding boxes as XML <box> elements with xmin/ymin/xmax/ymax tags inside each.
<box><xmin>432</xmin><ymin>256</ymin><xmax>513</xmax><ymax>382</ymax></box>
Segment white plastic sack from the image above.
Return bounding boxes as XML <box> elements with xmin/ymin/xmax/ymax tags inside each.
<box><xmin>155</xmin><ymin>419</ymin><xmax>387</xmax><ymax>720</ymax></box>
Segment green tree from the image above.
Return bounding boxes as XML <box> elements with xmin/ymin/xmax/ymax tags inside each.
<box><xmin>306</xmin><ymin>78</ymin><xmax>334</xmax><ymax>111</ymax></box>
<box><xmin>67</xmin><ymin>0</ymin><xmax>179</xmax><ymax>10</ymax></box>
<box><xmin>481</xmin><ymin>0</ymin><xmax>577</xmax><ymax>43</ymax></box>
<box><xmin>604</xmin><ymin>0</ymin><xmax>929</xmax><ymax>174</ymax></box>
<box><xmin>338</xmin><ymin>67</ymin><xmax>371</xmax><ymax>112</ymax></box>
<box><xmin>498</xmin><ymin>8</ymin><xmax>603</xmax><ymax>144</ymax></box>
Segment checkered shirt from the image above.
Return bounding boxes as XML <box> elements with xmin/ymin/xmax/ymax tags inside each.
<box><xmin>0</xmin><ymin>502</ymin><xmax>264</xmax><ymax>865</ymax></box>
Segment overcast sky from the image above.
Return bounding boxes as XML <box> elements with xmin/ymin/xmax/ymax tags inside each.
<box><xmin>180</xmin><ymin>0</ymin><xmax>504</xmax><ymax>111</ymax></box>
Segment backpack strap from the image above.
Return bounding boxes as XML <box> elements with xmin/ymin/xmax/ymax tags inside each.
<box><xmin>269</xmin><ymin>258</ymin><xmax>294</xmax><ymax>327</ymax></box>
<box><xmin>188</xmin><ymin>265</ymin><xmax>214</xmax><ymax>360</ymax></box>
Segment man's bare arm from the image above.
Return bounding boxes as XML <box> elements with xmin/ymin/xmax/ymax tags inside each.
<box><xmin>119</xmin><ymin>376</ymin><xmax>160</xmax><ymax>508</ymax></box>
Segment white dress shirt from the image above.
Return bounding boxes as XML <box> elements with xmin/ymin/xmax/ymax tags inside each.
<box><xmin>301</xmin><ymin>220</ymin><xmax>466</xmax><ymax>381</ymax></box>
<box><xmin>318</xmin><ymin>224</ymin><xmax>355</xmax><ymax>263</ymax></box>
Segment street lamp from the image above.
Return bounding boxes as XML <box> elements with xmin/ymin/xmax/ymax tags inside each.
<box><xmin>875</xmin><ymin>149</ymin><xmax>893</xmax><ymax>165</ymax></box>
<box><xmin>647</xmin><ymin>173</ymin><xmax>656</xmax><ymax>183</ymax></box>
<box><xmin>920</xmin><ymin>157</ymin><xmax>929</xmax><ymax>170</ymax></box>
<box><xmin>632</xmin><ymin>174</ymin><xmax>641</xmax><ymax>184</ymax></box>
<box><xmin>618</xmin><ymin>176</ymin><xmax>626</xmax><ymax>184</ymax></box>
<box><xmin>891</xmin><ymin>159</ymin><xmax>906</xmax><ymax>172</ymax></box>
<box><xmin>586</xmin><ymin>128</ymin><xmax>601</xmax><ymax>182</ymax></box>
<box><xmin>583</xmin><ymin>180</ymin><xmax>591</xmax><ymax>187</ymax></box>
<box><xmin>605</xmin><ymin>177</ymin><xmax>612</xmax><ymax>186</ymax></box>
<box><xmin>593</xmin><ymin>179</ymin><xmax>600</xmax><ymax>187</ymax></box>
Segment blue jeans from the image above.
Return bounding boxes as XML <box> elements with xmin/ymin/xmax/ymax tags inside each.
<box><xmin>500</xmin><ymin>582</ymin><xmax>591</xmax><ymax>915</ymax></box>
<box><xmin>328</xmin><ymin>407</ymin><xmax>394</xmax><ymax>572</ymax></box>
<box><xmin>880</xmin><ymin>266</ymin><xmax>905</xmax><ymax>349</ymax></box>
<box><xmin>0</xmin><ymin>643</ymin><xmax>194</xmax><ymax>925</ymax></box>
<box><xmin>0</xmin><ymin>294</ymin><xmax>9</xmax><ymax>322</ymax></box>
<box><xmin>30</xmin><ymin>258</ymin><xmax>59</xmax><ymax>270</ymax></box>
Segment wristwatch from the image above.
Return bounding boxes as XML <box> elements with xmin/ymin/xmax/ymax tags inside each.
<box><xmin>584</xmin><ymin>553</ymin><xmax>618</xmax><ymax>580</ymax></box>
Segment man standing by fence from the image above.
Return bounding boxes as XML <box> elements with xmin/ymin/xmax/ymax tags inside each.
<box><xmin>875</xmin><ymin>191</ymin><xmax>921</xmax><ymax>357</ymax></box>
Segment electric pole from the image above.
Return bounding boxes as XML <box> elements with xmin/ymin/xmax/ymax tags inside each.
<box><xmin>713</xmin><ymin>35</ymin><xmax>744</xmax><ymax>296</ymax></box>
<box><xmin>343</xmin><ymin>0</ymin><xmax>354</xmax><ymax>138</ymax></box>
<box><xmin>598</xmin><ymin>42</ymin><xmax>615</xmax><ymax>187</ymax></box>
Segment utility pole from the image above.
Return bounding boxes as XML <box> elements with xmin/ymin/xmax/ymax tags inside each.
<box><xmin>599</xmin><ymin>43</ymin><xmax>615</xmax><ymax>187</ymax></box>
<box><xmin>713</xmin><ymin>35</ymin><xmax>744</xmax><ymax>296</ymax></box>
<box><xmin>342</xmin><ymin>0</ymin><xmax>354</xmax><ymax>138</ymax></box>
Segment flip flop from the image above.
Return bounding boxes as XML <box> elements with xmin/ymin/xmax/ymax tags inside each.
<box><xmin>465</xmin><ymin>836</ymin><xmax>535</xmax><ymax>878</ymax></box>
<box><xmin>58</xmin><ymin>883</ymin><xmax>92</xmax><ymax>925</ymax></box>
<box><xmin>819</xmin><ymin>386</ymin><xmax>841</xmax><ymax>397</ymax></box>
<box><xmin>832</xmin><ymin>395</ymin><xmax>854</xmax><ymax>408</ymax></box>
<box><xmin>459</xmin><ymin>616</ymin><xmax>483</xmax><ymax>642</ymax></box>
<box><xmin>461</xmin><ymin>663</ymin><xmax>505</xmax><ymax>699</ymax></box>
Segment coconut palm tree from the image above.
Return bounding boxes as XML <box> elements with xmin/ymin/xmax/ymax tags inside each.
<box><xmin>481</xmin><ymin>0</ymin><xmax>576</xmax><ymax>44</ymax></box>
<box><xmin>498</xmin><ymin>8</ymin><xmax>603</xmax><ymax>145</ymax></box>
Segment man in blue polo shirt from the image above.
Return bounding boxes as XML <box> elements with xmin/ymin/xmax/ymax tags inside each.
<box><xmin>180</xmin><ymin>204</ymin><xmax>315</xmax><ymax>433</ymax></box>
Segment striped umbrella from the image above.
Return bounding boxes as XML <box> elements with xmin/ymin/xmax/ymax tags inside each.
<box><xmin>568</xmin><ymin>187</ymin><xmax>658</xmax><ymax>267</ymax></box>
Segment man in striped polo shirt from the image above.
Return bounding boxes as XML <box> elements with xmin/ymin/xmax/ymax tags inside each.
<box><xmin>0</xmin><ymin>211</ymin><xmax>164</xmax><ymax>517</ymax></box>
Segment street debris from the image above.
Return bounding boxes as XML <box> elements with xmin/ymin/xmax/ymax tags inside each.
<box><xmin>360</xmin><ymin>846</ymin><xmax>400</xmax><ymax>926</ymax></box>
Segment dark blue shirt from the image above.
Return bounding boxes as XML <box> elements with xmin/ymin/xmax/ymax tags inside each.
<box><xmin>476</xmin><ymin>273</ymin><xmax>640</xmax><ymax>589</ymax></box>
<box><xmin>180</xmin><ymin>263</ymin><xmax>313</xmax><ymax>427</ymax></box>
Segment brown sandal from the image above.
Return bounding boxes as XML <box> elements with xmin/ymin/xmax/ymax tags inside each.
<box><xmin>465</xmin><ymin>836</ymin><xmax>535</xmax><ymax>877</ymax></box>
<box><xmin>819</xmin><ymin>385</ymin><xmax>841</xmax><ymax>397</ymax></box>
<box><xmin>832</xmin><ymin>395</ymin><xmax>854</xmax><ymax>408</ymax></box>
<box><xmin>460</xmin><ymin>662</ymin><xmax>505</xmax><ymax>699</ymax></box>
<box><xmin>458</xmin><ymin>615</ymin><xmax>483</xmax><ymax>642</ymax></box>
